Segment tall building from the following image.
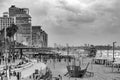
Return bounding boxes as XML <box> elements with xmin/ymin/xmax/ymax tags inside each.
<box><xmin>41</xmin><ymin>31</ymin><xmax>48</xmax><ymax>47</ymax></box>
<box><xmin>32</xmin><ymin>26</ymin><xmax>48</xmax><ymax>47</ymax></box>
<box><xmin>9</xmin><ymin>5</ymin><xmax>32</xmax><ymax>46</ymax></box>
<box><xmin>9</xmin><ymin>5</ymin><xmax>29</xmax><ymax>17</ymax></box>
<box><xmin>0</xmin><ymin>12</ymin><xmax>14</xmax><ymax>30</ymax></box>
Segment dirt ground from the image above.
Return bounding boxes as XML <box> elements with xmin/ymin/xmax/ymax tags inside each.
<box><xmin>46</xmin><ymin>58</ymin><xmax>120</xmax><ymax>80</ymax></box>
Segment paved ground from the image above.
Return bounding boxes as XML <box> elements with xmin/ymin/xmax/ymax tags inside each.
<box><xmin>0</xmin><ymin>59</ymin><xmax>47</xmax><ymax>80</ymax></box>
<box><xmin>1</xmin><ymin>57</ymin><xmax>120</xmax><ymax>80</ymax></box>
<box><xmin>46</xmin><ymin>58</ymin><xmax>120</xmax><ymax>80</ymax></box>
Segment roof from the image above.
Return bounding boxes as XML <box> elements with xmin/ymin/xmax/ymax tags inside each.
<box><xmin>15</xmin><ymin>14</ymin><xmax>31</xmax><ymax>18</ymax></box>
<box><xmin>32</xmin><ymin>26</ymin><xmax>41</xmax><ymax>29</ymax></box>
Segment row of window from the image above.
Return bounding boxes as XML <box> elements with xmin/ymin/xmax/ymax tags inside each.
<box><xmin>0</xmin><ymin>23</ymin><xmax>12</xmax><ymax>25</ymax></box>
<box><xmin>0</xmin><ymin>21</ymin><xmax>14</xmax><ymax>23</ymax></box>
<box><xmin>0</xmin><ymin>18</ymin><xmax>14</xmax><ymax>20</ymax></box>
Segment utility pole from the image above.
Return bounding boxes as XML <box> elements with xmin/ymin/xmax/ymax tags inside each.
<box><xmin>112</xmin><ymin>41</ymin><xmax>116</xmax><ymax>72</ymax></box>
<box><xmin>113</xmin><ymin>42</ymin><xmax>116</xmax><ymax>62</ymax></box>
<box><xmin>107</xmin><ymin>44</ymin><xmax>111</xmax><ymax>57</ymax></box>
<box><xmin>66</xmin><ymin>43</ymin><xmax>69</xmax><ymax>66</ymax></box>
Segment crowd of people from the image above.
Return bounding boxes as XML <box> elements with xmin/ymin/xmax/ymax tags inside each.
<box><xmin>0</xmin><ymin>51</ymin><xmax>29</xmax><ymax>80</ymax></box>
<box><xmin>0</xmin><ymin>52</ymin><xmax>20</xmax><ymax>65</ymax></box>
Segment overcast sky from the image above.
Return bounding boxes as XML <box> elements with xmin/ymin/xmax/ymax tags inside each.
<box><xmin>0</xmin><ymin>0</ymin><xmax>120</xmax><ymax>46</ymax></box>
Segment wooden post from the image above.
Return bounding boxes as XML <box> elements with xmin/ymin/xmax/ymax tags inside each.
<box><xmin>66</xmin><ymin>44</ymin><xmax>69</xmax><ymax>66</ymax></box>
<box><xmin>79</xmin><ymin>54</ymin><xmax>81</xmax><ymax>67</ymax></box>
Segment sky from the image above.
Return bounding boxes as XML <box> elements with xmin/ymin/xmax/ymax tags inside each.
<box><xmin>0</xmin><ymin>0</ymin><xmax>120</xmax><ymax>46</ymax></box>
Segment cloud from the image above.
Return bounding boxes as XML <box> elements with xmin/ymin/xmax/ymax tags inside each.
<box><xmin>66</xmin><ymin>11</ymin><xmax>96</xmax><ymax>23</ymax></box>
<box><xmin>91</xmin><ymin>0</ymin><xmax>120</xmax><ymax>35</ymax></box>
<box><xmin>0</xmin><ymin>0</ymin><xmax>120</xmax><ymax>45</ymax></box>
<box><xmin>41</xmin><ymin>0</ymin><xmax>120</xmax><ymax>37</ymax></box>
<box><xmin>55</xmin><ymin>0</ymin><xmax>97</xmax><ymax>27</ymax></box>
<box><xmin>0</xmin><ymin>0</ymin><xmax>14</xmax><ymax>16</ymax></box>
<box><xmin>0</xmin><ymin>0</ymin><xmax>9</xmax><ymax>8</ymax></box>
<box><xmin>57</xmin><ymin>0</ymin><xmax>82</xmax><ymax>14</ymax></box>
<box><xmin>57</xmin><ymin>0</ymin><xmax>117</xmax><ymax>22</ymax></box>
<box><xmin>0</xmin><ymin>0</ymin><xmax>6</xmax><ymax>3</ymax></box>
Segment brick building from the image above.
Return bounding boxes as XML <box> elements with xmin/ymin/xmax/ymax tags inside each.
<box><xmin>32</xmin><ymin>26</ymin><xmax>48</xmax><ymax>47</ymax></box>
<box><xmin>9</xmin><ymin>5</ymin><xmax>32</xmax><ymax>46</ymax></box>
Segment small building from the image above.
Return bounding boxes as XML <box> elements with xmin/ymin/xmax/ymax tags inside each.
<box><xmin>32</xmin><ymin>26</ymin><xmax>48</xmax><ymax>47</ymax></box>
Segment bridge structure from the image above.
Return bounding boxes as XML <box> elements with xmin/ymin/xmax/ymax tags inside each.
<box><xmin>13</xmin><ymin>47</ymin><xmax>56</xmax><ymax>57</ymax></box>
<box><xmin>14</xmin><ymin>47</ymin><xmax>55</xmax><ymax>52</ymax></box>
<box><xmin>15</xmin><ymin>47</ymin><xmax>54</xmax><ymax>51</ymax></box>
<box><xmin>13</xmin><ymin>46</ymin><xmax>83</xmax><ymax>57</ymax></box>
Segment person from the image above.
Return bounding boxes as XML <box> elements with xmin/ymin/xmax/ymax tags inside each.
<box><xmin>0</xmin><ymin>58</ymin><xmax>1</xmax><ymax>64</ymax></box>
<box><xmin>1</xmin><ymin>76</ymin><xmax>3</xmax><ymax>80</ymax></box>
<box><xmin>9</xmin><ymin>66</ymin><xmax>11</xmax><ymax>77</ymax></box>
<box><xmin>17</xmin><ymin>72</ymin><xmax>20</xmax><ymax>80</ymax></box>
<box><xmin>13</xmin><ymin>71</ymin><xmax>16</xmax><ymax>76</ymax></box>
<box><xmin>58</xmin><ymin>75</ymin><xmax>62</xmax><ymax>80</ymax></box>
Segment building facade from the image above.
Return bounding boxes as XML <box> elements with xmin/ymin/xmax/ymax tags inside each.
<box><xmin>41</xmin><ymin>31</ymin><xmax>48</xmax><ymax>47</ymax></box>
<box><xmin>9</xmin><ymin>5</ymin><xmax>32</xmax><ymax>46</ymax></box>
<box><xmin>0</xmin><ymin>12</ymin><xmax>14</xmax><ymax>31</ymax></box>
<box><xmin>9</xmin><ymin>5</ymin><xmax>29</xmax><ymax>17</ymax></box>
<box><xmin>32</xmin><ymin>26</ymin><xmax>48</xmax><ymax>47</ymax></box>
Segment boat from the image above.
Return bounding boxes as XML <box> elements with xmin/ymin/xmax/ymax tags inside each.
<box><xmin>64</xmin><ymin>44</ymin><xmax>93</xmax><ymax>78</ymax></box>
<box><xmin>65</xmin><ymin>62</ymin><xmax>90</xmax><ymax>78</ymax></box>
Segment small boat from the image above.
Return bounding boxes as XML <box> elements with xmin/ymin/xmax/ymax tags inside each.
<box><xmin>64</xmin><ymin>44</ymin><xmax>92</xmax><ymax>78</ymax></box>
<box><xmin>65</xmin><ymin>62</ymin><xmax>90</xmax><ymax>78</ymax></box>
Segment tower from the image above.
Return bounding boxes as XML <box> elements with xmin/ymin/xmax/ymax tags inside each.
<box><xmin>9</xmin><ymin>5</ymin><xmax>32</xmax><ymax>46</ymax></box>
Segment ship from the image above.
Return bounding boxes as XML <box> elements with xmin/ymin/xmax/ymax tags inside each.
<box><xmin>65</xmin><ymin>62</ymin><xmax>90</xmax><ymax>78</ymax></box>
<box><xmin>64</xmin><ymin>44</ymin><xmax>93</xmax><ymax>78</ymax></box>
